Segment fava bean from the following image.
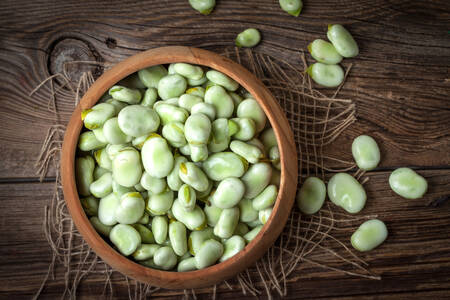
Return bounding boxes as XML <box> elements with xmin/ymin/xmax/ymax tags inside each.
<box><xmin>93</xmin><ymin>127</ymin><xmax>107</xmax><ymax>143</ymax></box>
<box><xmin>230</xmin><ymin>140</ymin><xmax>263</xmax><ymax>163</ymax></box>
<box><xmin>247</xmin><ymin>138</ymin><xmax>265</xmax><ymax>155</ymax></box>
<box><xmin>90</xmin><ymin>172</ymin><xmax>113</xmax><ymax>198</ymax></box>
<box><xmin>179</xmin><ymin>162</ymin><xmax>209</xmax><ymax>192</ymax></box>
<box><xmin>90</xmin><ymin>216</ymin><xmax>112</xmax><ymax>236</ymax></box>
<box><xmin>75</xmin><ymin>156</ymin><xmax>95</xmax><ymax>196</ymax></box>
<box><xmin>214</xmin><ymin>207</ymin><xmax>240</xmax><ymax>239</ymax></box>
<box><xmin>109</xmin><ymin>86</ymin><xmax>141</xmax><ymax>104</ymax></box>
<box><xmin>206</xmin><ymin>70</ymin><xmax>239</xmax><ymax>92</ymax></box>
<box><xmin>153</xmin><ymin>246</ymin><xmax>177</xmax><ymax>270</ymax></box>
<box><xmin>82</xmin><ymin>103</ymin><xmax>115</xmax><ymax>130</ymax></box>
<box><xmin>189</xmin><ymin>0</ymin><xmax>216</xmax><ymax>15</ymax></box>
<box><xmin>202</xmin><ymin>152</ymin><xmax>247</xmax><ymax>181</ymax></box>
<box><xmin>141</xmin><ymin>88</ymin><xmax>158</xmax><ymax>107</ymax></box>
<box><xmin>238</xmin><ymin>198</ymin><xmax>258</xmax><ymax>223</ymax></box>
<box><xmin>105</xmin><ymin>143</ymin><xmax>130</xmax><ymax>161</ymax></box>
<box><xmin>327</xmin><ymin>24</ymin><xmax>359</xmax><ymax>58</ymax></box>
<box><xmin>138</xmin><ymin>213</ymin><xmax>150</xmax><ymax>225</ymax></box>
<box><xmin>152</xmin><ymin>216</ymin><xmax>168</xmax><ymax>244</ymax></box>
<box><xmin>261</xmin><ymin>127</ymin><xmax>277</xmax><ymax>152</ymax></box>
<box><xmin>241</xmin><ymin>162</ymin><xmax>272</xmax><ymax>199</ymax></box>
<box><xmin>258</xmin><ymin>207</ymin><xmax>272</xmax><ymax>224</ymax></box>
<box><xmin>231</xmin><ymin>117</ymin><xmax>256</xmax><ymax>141</ymax></box>
<box><xmin>78</xmin><ymin>131</ymin><xmax>107</xmax><ymax>151</ymax></box>
<box><xmin>220</xmin><ymin>235</ymin><xmax>246</xmax><ymax>262</ymax></box>
<box><xmin>179</xmin><ymin>143</ymin><xmax>191</xmax><ymax>156</ymax></box>
<box><xmin>103</xmin><ymin>117</ymin><xmax>132</xmax><ymax>145</ymax></box>
<box><xmin>172</xmin><ymin>199</ymin><xmax>206</xmax><ymax>231</ymax></box>
<box><xmin>167</xmin><ymin>155</ymin><xmax>188</xmax><ymax>191</ymax></box>
<box><xmin>112</xmin><ymin>180</ymin><xmax>135</xmax><ymax>198</ymax></box>
<box><xmin>132</xmin><ymin>223</ymin><xmax>155</xmax><ymax>244</ymax></box>
<box><xmin>212</xmin><ymin>177</ymin><xmax>245</xmax><ymax>209</ymax></box>
<box><xmin>132</xmin><ymin>244</ymin><xmax>160</xmax><ymax>261</ymax></box>
<box><xmin>178</xmin><ymin>94</ymin><xmax>203</xmax><ymax>112</ymax></box>
<box><xmin>191</xmin><ymin>102</ymin><xmax>216</xmax><ymax>122</ymax></box>
<box><xmin>352</xmin><ymin>135</ymin><xmax>380</xmax><ymax>171</ymax></box>
<box><xmin>185</xmin><ymin>113</ymin><xmax>211</xmax><ymax>145</ymax></box>
<box><xmin>351</xmin><ymin>219</ymin><xmax>388</xmax><ymax>252</ymax></box>
<box><xmin>204</xmin><ymin>204</ymin><xmax>223</xmax><ymax>227</ymax></box>
<box><xmin>154</xmin><ymin>103</ymin><xmax>189</xmax><ymax>125</ymax></box>
<box><xmin>204</xmin><ymin>85</ymin><xmax>234</xmax><ymax>118</ymax></box>
<box><xmin>270</xmin><ymin>168</ymin><xmax>281</xmax><ymax>187</ymax></box>
<box><xmin>118</xmin><ymin>105</ymin><xmax>160</xmax><ymax>137</ymax></box>
<box><xmin>146</xmin><ymin>189</ymin><xmax>174</xmax><ymax>215</ymax></box>
<box><xmin>195</xmin><ymin>239</ymin><xmax>223</xmax><ymax>269</ymax></box>
<box><xmin>177</xmin><ymin>257</ymin><xmax>197</xmax><ymax>272</ymax></box>
<box><xmin>138</xmin><ymin>65</ymin><xmax>168</xmax><ymax>89</ymax></box>
<box><xmin>389</xmin><ymin>168</ymin><xmax>427</xmax><ymax>199</ymax></box>
<box><xmin>186</xmin><ymin>87</ymin><xmax>206</xmax><ymax>98</ymax></box>
<box><xmin>252</xmin><ymin>185</ymin><xmax>278</xmax><ymax>211</ymax></box>
<box><xmin>114</xmin><ymin>192</ymin><xmax>145</xmax><ymax>224</ymax></box>
<box><xmin>306</xmin><ymin>63</ymin><xmax>344</xmax><ymax>88</ymax></box>
<box><xmin>233</xmin><ymin>222</ymin><xmax>249</xmax><ymax>236</ymax></box>
<box><xmin>187</xmin><ymin>76</ymin><xmax>208</xmax><ymax>86</ymax></box>
<box><xmin>179</xmin><ymin>184</ymin><xmax>197</xmax><ymax>212</ymax></box>
<box><xmin>237</xmin><ymin>99</ymin><xmax>266</xmax><ymax>132</ymax></box>
<box><xmin>81</xmin><ymin>196</ymin><xmax>99</xmax><ymax>217</ymax></box>
<box><xmin>235</xmin><ymin>28</ymin><xmax>261</xmax><ymax>48</ymax></box>
<box><xmin>229</xmin><ymin>92</ymin><xmax>243</xmax><ymax>112</ymax></box>
<box><xmin>188</xmin><ymin>227</ymin><xmax>216</xmax><ymax>255</ymax></box>
<box><xmin>110</xmin><ymin>224</ymin><xmax>141</xmax><ymax>256</ymax></box>
<box><xmin>196</xmin><ymin>179</ymin><xmax>213</xmax><ymax>199</ymax></box>
<box><xmin>162</xmin><ymin>122</ymin><xmax>187</xmax><ymax>148</ymax></box>
<box><xmin>308</xmin><ymin>39</ymin><xmax>343</xmax><ymax>64</ymax></box>
<box><xmin>119</xmin><ymin>73</ymin><xmax>146</xmax><ymax>89</ymax></box>
<box><xmin>189</xmin><ymin>144</ymin><xmax>209</xmax><ymax>162</ymax></box>
<box><xmin>140</xmin><ymin>171</ymin><xmax>167</xmax><ymax>194</ymax></box>
<box><xmin>297</xmin><ymin>177</ymin><xmax>326</xmax><ymax>215</ymax></box>
<box><xmin>98</xmin><ymin>193</ymin><xmax>120</xmax><ymax>226</ymax></box>
<box><xmin>105</xmin><ymin>98</ymin><xmax>127</xmax><ymax>115</ymax></box>
<box><xmin>269</xmin><ymin>146</ymin><xmax>281</xmax><ymax>170</ymax></box>
<box><xmin>131</xmin><ymin>134</ymin><xmax>150</xmax><ymax>150</ymax></box>
<box><xmin>174</xmin><ymin>63</ymin><xmax>204</xmax><ymax>80</ymax></box>
<box><xmin>243</xmin><ymin>225</ymin><xmax>263</xmax><ymax>243</ymax></box>
<box><xmin>279</xmin><ymin>0</ymin><xmax>303</xmax><ymax>16</ymax></box>
<box><xmin>141</xmin><ymin>136</ymin><xmax>174</xmax><ymax>178</ymax></box>
<box><xmin>112</xmin><ymin>147</ymin><xmax>142</xmax><ymax>187</ymax></box>
<box><xmin>208</xmin><ymin>118</ymin><xmax>232</xmax><ymax>153</ymax></box>
<box><xmin>327</xmin><ymin>173</ymin><xmax>366</xmax><ymax>213</ymax></box>
<box><xmin>247</xmin><ymin>218</ymin><xmax>263</xmax><ymax>228</ymax></box>
<box><xmin>169</xmin><ymin>221</ymin><xmax>188</xmax><ymax>256</ymax></box>
<box><xmin>158</xmin><ymin>74</ymin><xmax>187</xmax><ymax>100</ymax></box>
<box><xmin>94</xmin><ymin>148</ymin><xmax>112</xmax><ymax>170</ymax></box>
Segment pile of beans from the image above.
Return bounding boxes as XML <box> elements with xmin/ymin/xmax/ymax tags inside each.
<box><xmin>297</xmin><ymin>134</ymin><xmax>428</xmax><ymax>252</ymax></box>
<box><xmin>76</xmin><ymin>63</ymin><xmax>281</xmax><ymax>271</ymax></box>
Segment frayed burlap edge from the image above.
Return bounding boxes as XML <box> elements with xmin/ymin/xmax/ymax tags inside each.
<box><xmin>32</xmin><ymin>48</ymin><xmax>380</xmax><ymax>300</ymax></box>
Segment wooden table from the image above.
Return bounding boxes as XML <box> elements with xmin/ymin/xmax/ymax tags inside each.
<box><xmin>0</xmin><ymin>0</ymin><xmax>449</xmax><ymax>298</ymax></box>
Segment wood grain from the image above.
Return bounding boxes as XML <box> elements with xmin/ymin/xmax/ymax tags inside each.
<box><xmin>0</xmin><ymin>169</ymin><xmax>448</xmax><ymax>298</ymax></box>
<box><xmin>0</xmin><ymin>0</ymin><xmax>449</xmax><ymax>298</ymax></box>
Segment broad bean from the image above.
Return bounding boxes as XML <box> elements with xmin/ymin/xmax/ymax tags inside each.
<box><xmin>212</xmin><ymin>177</ymin><xmax>245</xmax><ymax>209</ymax></box>
<box><xmin>110</xmin><ymin>224</ymin><xmax>141</xmax><ymax>256</ymax></box>
<box><xmin>189</xmin><ymin>0</ymin><xmax>216</xmax><ymax>15</ymax></box>
<box><xmin>112</xmin><ymin>147</ymin><xmax>142</xmax><ymax>187</ymax></box>
<box><xmin>103</xmin><ymin>117</ymin><xmax>132</xmax><ymax>145</ymax></box>
<box><xmin>279</xmin><ymin>0</ymin><xmax>303</xmax><ymax>17</ymax></box>
<box><xmin>94</xmin><ymin>148</ymin><xmax>112</xmax><ymax>170</ymax></box>
<box><xmin>230</xmin><ymin>140</ymin><xmax>263</xmax><ymax>163</ymax></box>
<box><xmin>153</xmin><ymin>246</ymin><xmax>177</xmax><ymax>270</ymax></box>
<box><xmin>306</xmin><ymin>63</ymin><xmax>344</xmax><ymax>88</ymax></box>
<box><xmin>177</xmin><ymin>257</ymin><xmax>197</xmax><ymax>272</ymax></box>
<box><xmin>202</xmin><ymin>152</ymin><xmax>246</xmax><ymax>181</ymax></box>
<box><xmin>195</xmin><ymin>239</ymin><xmax>223</xmax><ymax>269</ymax></box>
<box><xmin>206</xmin><ymin>70</ymin><xmax>239</xmax><ymax>92</ymax></box>
<box><xmin>76</xmin><ymin>156</ymin><xmax>95</xmax><ymax>196</ymax></box>
<box><xmin>352</xmin><ymin>135</ymin><xmax>380</xmax><ymax>171</ymax></box>
<box><xmin>146</xmin><ymin>189</ymin><xmax>174</xmax><ymax>215</ymax></box>
<box><xmin>140</xmin><ymin>171</ymin><xmax>167</xmax><ymax>194</ymax></box>
<box><xmin>141</xmin><ymin>136</ymin><xmax>174</xmax><ymax>178</ymax></box>
<box><xmin>241</xmin><ymin>162</ymin><xmax>272</xmax><ymax>199</ymax></box>
<box><xmin>81</xmin><ymin>196</ymin><xmax>99</xmax><ymax>217</ymax></box>
<box><xmin>238</xmin><ymin>198</ymin><xmax>258</xmax><ymax>223</ymax></box>
<box><xmin>297</xmin><ymin>177</ymin><xmax>326</xmax><ymax>215</ymax></box>
<box><xmin>252</xmin><ymin>185</ymin><xmax>278</xmax><ymax>211</ymax></box>
<box><xmin>214</xmin><ymin>207</ymin><xmax>240</xmax><ymax>239</ymax></box>
<box><xmin>141</xmin><ymin>88</ymin><xmax>158</xmax><ymax>107</ymax></box>
<box><xmin>138</xmin><ymin>65</ymin><xmax>168</xmax><ymax>88</ymax></box>
<box><xmin>178</xmin><ymin>184</ymin><xmax>197</xmax><ymax>212</ymax></box>
<box><xmin>90</xmin><ymin>216</ymin><xmax>112</xmax><ymax>236</ymax></box>
<box><xmin>118</xmin><ymin>105</ymin><xmax>160</xmax><ymax>137</ymax></box>
<box><xmin>169</xmin><ymin>221</ymin><xmax>188</xmax><ymax>256</ymax></box>
<box><xmin>231</xmin><ymin>117</ymin><xmax>256</xmax><ymax>141</ymax></box>
<box><xmin>109</xmin><ymin>86</ymin><xmax>141</xmax><ymax>104</ymax></box>
<box><xmin>173</xmin><ymin>63</ymin><xmax>204</xmax><ymax>80</ymax></box>
<box><xmin>171</xmin><ymin>199</ymin><xmax>206</xmax><ymax>231</ymax></box>
<box><xmin>132</xmin><ymin>244</ymin><xmax>160</xmax><ymax>261</ymax></box>
<box><xmin>235</xmin><ymin>28</ymin><xmax>261</xmax><ymax>48</ymax></box>
<box><xmin>178</xmin><ymin>94</ymin><xmax>203</xmax><ymax>112</ymax></box>
<box><xmin>185</xmin><ymin>113</ymin><xmax>211</xmax><ymax>145</ymax></box>
<box><xmin>204</xmin><ymin>85</ymin><xmax>234</xmax><ymax>118</ymax></box>
<box><xmin>258</xmin><ymin>207</ymin><xmax>272</xmax><ymax>224</ymax></box>
<box><xmin>167</xmin><ymin>155</ymin><xmax>188</xmax><ymax>191</ymax></box>
<box><xmin>112</xmin><ymin>180</ymin><xmax>135</xmax><ymax>198</ymax></box>
<box><xmin>114</xmin><ymin>192</ymin><xmax>145</xmax><ymax>224</ymax></box>
<box><xmin>307</xmin><ymin>39</ymin><xmax>343</xmax><ymax>64</ymax></box>
<box><xmin>98</xmin><ymin>193</ymin><xmax>120</xmax><ymax>226</ymax></box>
<box><xmin>132</xmin><ymin>224</ymin><xmax>155</xmax><ymax>244</ymax></box>
<box><xmin>351</xmin><ymin>219</ymin><xmax>388</xmax><ymax>252</ymax></box>
<box><xmin>78</xmin><ymin>131</ymin><xmax>107</xmax><ymax>151</ymax></box>
<box><xmin>179</xmin><ymin>162</ymin><xmax>209</xmax><ymax>192</ymax></box>
<box><xmin>152</xmin><ymin>216</ymin><xmax>168</xmax><ymax>244</ymax></box>
<box><xmin>204</xmin><ymin>204</ymin><xmax>223</xmax><ymax>227</ymax></box>
<box><xmin>158</xmin><ymin>74</ymin><xmax>187</xmax><ymax>100</ymax></box>
<box><xmin>327</xmin><ymin>24</ymin><xmax>359</xmax><ymax>58</ymax></box>
<box><xmin>162</xmin><ymin>122</ymin><xmax>187</xmax><ymax>148</ymax></box>
<box><xmin>220</xmin><ymin>235</ymin><xmax>246</xmax><ymax>262</ymax></box>
<box><xmin>82</xmin><ymin>103</ymin><xmax>115</xmax><ymax>130</ymax></box>
<box><xmin>243</xmin><ymin>225</ymin><xmax>263</xmax><ymax>243</ymax></box>
<box><xmin>237</xmin><ymin>99</ymin><xmax>266</xmax><ymax>132</ymax></box>
<box><xmin>327</xmin><ymin>173</ymin><xmax>366</xmax><ymax>213</ymax></box>
<box><xmin>389</xmin><ymin>168</ymin><xmax>427</xmax><ymax>199</ymax></box>
<box><xmin>154</xmin><ymin>103</ymin><xmax>189</xmax><ymax>125</ymax></box>
<box><xmin>90</xmin><ymin>172</ymin><xmax>113</xmax><ymax>198</ymax></box>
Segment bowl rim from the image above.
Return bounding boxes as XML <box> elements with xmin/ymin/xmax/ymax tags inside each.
<box><xmin>61</xmin><ymin>46</ymin><xmax>298</xmax><ymax>289</ymax></box>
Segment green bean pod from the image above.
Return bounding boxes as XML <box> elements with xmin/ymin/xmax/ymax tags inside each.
<box><xmin>195</xmin><ymin>239</ymin><xmax>224</xmax><ymax>269</ymax></box>
<box><xmin>109</xmin><ymin>85</ymin><xmax>141</xmax><ymax>104</ymax></box>
<box><xmin>204</xmin><ymin>85</ymin><xmax>234</xmax><ymax>118</ymax></box>
<box><xmin>169</xmin><ymin>221</ymin><xmax>188</xmax><ymax>256</ymax></box>
<box><xmin>141</xmin><ymin>136</ymin><xmax>174</xmax><ymax>178</ymax></box>
<box><xmin>110</xmin><ymin>224</ymin><xmax>141</xmax><ymax>256</ymax></box>
<box><xmin>75</xmin><ymin>156</ymin><xmax>95</xmax><ymax>196</ymax></box>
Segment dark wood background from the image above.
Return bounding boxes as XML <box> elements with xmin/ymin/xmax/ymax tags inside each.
<box><xmin>0</xmin><ymin>0</ymin><xmax>449</xmax><ymax>299</ymax></box>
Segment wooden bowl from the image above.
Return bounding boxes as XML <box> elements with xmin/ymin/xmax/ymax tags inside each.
<box><xmin>61</xmin><ymin>46</ymin><xmax>298</xmax><ymax>289</ymax></box>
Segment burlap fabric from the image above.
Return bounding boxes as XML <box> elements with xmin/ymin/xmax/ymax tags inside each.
<box><xmin>32</xmin><ymin>47</ymin><xmax>380</xmax><ymax>300</ymax></box>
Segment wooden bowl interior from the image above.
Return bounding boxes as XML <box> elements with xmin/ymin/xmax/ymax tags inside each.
<box><xmin>61</xmin><ymin>46</ymin><xmax>298</xmax><ymax>289</ymax></box>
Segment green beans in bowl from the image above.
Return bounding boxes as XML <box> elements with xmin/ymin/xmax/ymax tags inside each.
<box><xmin>62</xmin><ymin>46</ymin><xmax>297</xmax><ymax>288</ymax></box>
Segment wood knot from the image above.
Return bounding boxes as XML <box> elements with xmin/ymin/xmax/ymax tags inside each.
<box><xmin>105</xmin><ymin>37</ymin><xmax>117</xmax><ymax>49</ymax></box>
<box><xmin>47</xmin><ymin>37</ymin><xmax>103</xmax><ymax>86</ymax></box>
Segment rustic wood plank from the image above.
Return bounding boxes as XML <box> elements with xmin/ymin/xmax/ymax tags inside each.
<box><xmin>0</xmin><ymin>0</ymin><xmax>449</xmax><ymax>179</ymax></box>
<box><xmin>0</xmin><ymin>169</ymin><xmax>448</xmax><ymax>298</ymax></box>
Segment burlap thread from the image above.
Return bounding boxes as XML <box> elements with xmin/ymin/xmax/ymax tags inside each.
<box><xmin>33</xmin><ymin>48</ymin><xmax>380</xmax><ymax>300</ymax></box>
